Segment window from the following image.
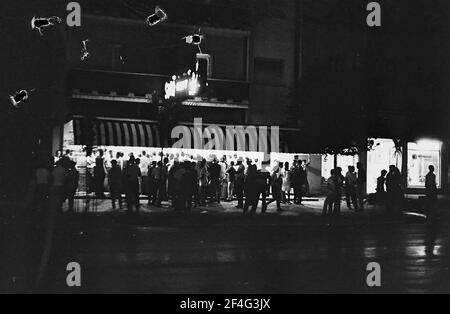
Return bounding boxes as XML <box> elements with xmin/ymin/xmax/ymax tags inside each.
<box><xmin>253</xmin><ymin>58</ymin><xmax>284</xmax><ymax>86</ymax></box>
<box><xmin>322</xmin><ymin>155</ymin><xmax>360</xmax><ymax>185</ymax></box>
<box><xmin>407</xmin><ymin>140</ymin><xmax>442</xmax><ymax>189</ymax></box>
<box><xmin>367</xmin><ymin>139</ymin><xmax>403</xmax><ymax>194</ymax></box>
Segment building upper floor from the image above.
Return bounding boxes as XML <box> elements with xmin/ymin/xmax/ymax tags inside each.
<box><xmin>63</xmin><ymin>0</ymin><xmax>301</xmax><ymax>126</ymax></box>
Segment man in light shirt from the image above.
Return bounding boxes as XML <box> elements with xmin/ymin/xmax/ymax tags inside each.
<box><xmin>104</xmin><ymin>150</ymin><xmax>114</xmax><ymax>171</ymax></box>
<box><xmin>116</xmin><ymin>152</ymin><xmax>125</xmax><ymax>170</ymax></box>
<box><xmin>139</xmin><ymin>151</ymin><xmax>151</xmax><ymax>197</ymax></box>
<box><xmin>219</xmin><ymin>156</ymin><xmax>228</xmax><ymax>200</ymax></box>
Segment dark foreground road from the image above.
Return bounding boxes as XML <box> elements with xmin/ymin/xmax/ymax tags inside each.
<box><xmin>2</xmin><ymin>204</ymin><xmax>450</xmax><ymax>294</ymax></box>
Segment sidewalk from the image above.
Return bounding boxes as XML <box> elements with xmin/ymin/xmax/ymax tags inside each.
<box><xmin>64</xmin><ymin>196</ymin><xmax>371</xmax><ymax>215</ymax></box>
<box><xmin>2</xmin><ymin>194</ymin><xmax>448</xmax><ymax>227</ymax></box>
<box><xmin>54</xmin><ymin>195</ymin><xmax>445</xmax><ymax>227</ymax></box>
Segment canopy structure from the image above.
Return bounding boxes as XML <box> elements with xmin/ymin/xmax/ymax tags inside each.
<box><xmin>67</xmin><ymin>116</ymin><xmax>161</xmax><ymax>148</ymax></box>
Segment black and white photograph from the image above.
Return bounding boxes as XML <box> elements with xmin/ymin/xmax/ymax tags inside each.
<box><xmin>1</xmin><ymin>0</ymin><xmax>450</xmax><ymax>299</ymax></box>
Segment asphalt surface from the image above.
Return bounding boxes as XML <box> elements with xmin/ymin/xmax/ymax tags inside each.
<box><xmin>1</xmin><ymin>199</ymin><xmax>450</xmax><ymax>294</ymax></box>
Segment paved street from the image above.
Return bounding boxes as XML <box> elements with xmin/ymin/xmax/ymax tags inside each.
<box><xmin>1</xmin><ymin>198</ymin><xmax>450</xmax><ymax>294</ymax></box>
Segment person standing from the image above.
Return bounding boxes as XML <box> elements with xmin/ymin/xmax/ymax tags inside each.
<box><xmin>356</xmin><ymin>162</ymin><xmax>366</xmax><ymax>211</ymax></box>
<box><xmin>116</xmin><ymin>152</ymin><xmax>125</xmax><ymax>170</ymax></box>
<box><xmin>282</xmin><ymin>162</ymin><xmax>292</xmax><ymax>204</ymax></box>
<box><xmin>94</xmin><ymin>150</ymin><xmax>106</xmax><ymax>198</ymax></box>
<box><xmin>425</xmin><ymin>165</ymin><xmax>438</xmax><ymax>219</ymax></box>
<box><xmin>152</xmin><ymin>161</ymin><xmax>166</xmax><ymax>207</ymax></box>
<box><xmin>386</xmin><ymin>165</ymin><xmax>402</xmax><ymax>214</ymax></box>
<box><xmin>65</xmin><ymin>161</ymin><xmax>79</xmax><ymax>213</ymax></box>
<box><xmin>148</xmin><ymin>161</ymin><xmax>157</xmax><ymax>205</ymax></box>
<box><xmin>291</xmin><ymin>161</ymin><xmax>301</xmax><ymax>204</ymax></box>
<box><xmin>173</xmin><ymin>162</ymin><xmax>187</xmax><ymax>210</ymax></box>
<box><xmin>128</xmin><ymin>153</ymin><xmax>136</xmax><ymax>166</ymax></box>
<box><xmin>50</xmin><ymin>159</ymin><xmax>68</xmax><ymax>213</ymax></box>
<box><xmin>182</xmin><ymin>162</ymin><xmax>197</xmax><ymax>212</ymax></box>
<box><xmin>139</xmin><ymin>151</ymin><xmax>151</xmax><ymax>198</ymax></box>
<box><xmin>322</xmin><ymin>169</ymin><xmax>336</xmax><ymax>217</ymax></box>
<box><xmin>243</xmin><ymin>164</ymin><xmax>258</xmax><ymax>213</ymax></box>
<box><xmin>219</xmin><ymin>156</ymin><xmax>228</xmax><ymax>201</ymax></box>
<box><xmin>267</xmin><ymin>162</ymin><xmax>283</xmax><ymax>212</ymax></box>
<box><xmin>302</xmin><ymin>159</ymin><xmax>311</xmax><ymax>196</ymax></box>
<box><xmin>104</xmin><ymin>150</ymin><xmax>114</xmax><ymax>173</ymax></box>
<box><xmin>345</xmin><ymin>166</ymin><xmax>358</xmax><ymax>210</ymax></box>
<box><xmin>333</xmin><ymin>167</ymin><xmax>344</xmax><ymax>216</ymax></box>
<box><xmin>248</xmin><ymin>165</ymin><xmax>270</xmax><ymax>214</ymax></box>
<box><xmin>197</xmin><ymin>159</ymin><xmax>208</xmax><ymax>207</ymax></box>
<box><xmin>208</xmin><ymin>159</ymin><xmax>221</xmax><ymax>204</ymax></box>
<box><xmin>123</xmin><ymin>159</ymin><xmax>141</xmax><ymax>214</ymax></box>
<box><xmin>258</xmin><ymin>165</ymin><xmax>271</xmax><ymax>214</ymax></box>
<box><xmin>161</xmin><ymin>157</ymin><xmax>170</xmax><ymax>202</ymax></box>
<box><xmin>376</xmin><ymin>170</ymin><xmax>387</xmax><ymax>207</ymax></box>
<box><xmin>108</xmin><ymin>160</ymin><xmax>123</xmax><ymax>210</ymax></box>
<box><xmin>234</xmin><ymin>158</ymin><xmax>245</xmax><ymax>209</ymax></box>
<box><xmin>168</xmin><ymin>160</ymin><xmax>179</xmax><ymax>205</ymax></box>
<box><xmin>226</xmin><ymin>161</ymin><xmax>236</xmax><ymax>202</ymax></box>
<box><xmin>298</xmin><ymin>160</ymin><xmax>308</xmax><ymax>205</ymax></box>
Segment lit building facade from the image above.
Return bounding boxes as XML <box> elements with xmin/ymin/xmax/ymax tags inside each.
<box><xmin>52</xmin><ymin>0</ymin><xmax>303</xmax><ymax>157</ymax></box>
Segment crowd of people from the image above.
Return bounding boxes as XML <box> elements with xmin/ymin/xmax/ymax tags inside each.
<box><xmin>33</xmin><ymin>156</ymin><xmax>80</xmax><ymax>215</ymax></box>
<box><xmin>322</xmin><ymin>162</ymin><xmax>438</xmax><ymax>217</ymax></box>
<box><xmin>35</xmin><ymin>149</ymin><xmax>312</xmax><ymax>214</ymax></box>
<box><xmin>31</xmin><ymin>149</ymin><xmax>439</xmax><ymax>217</ymax></box>
<box><xmin>322</xmin><ymin>162</ymin><xmax>367</xmax><ymax>217</ymax></box>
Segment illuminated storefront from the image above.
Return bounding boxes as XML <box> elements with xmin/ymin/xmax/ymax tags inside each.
<box><xmin>407</xmin><ymin>139</ymin><xmax>442</xmax><ymax>189</ymax></box>
<box><xmin>366</xmin><ymin>138</ymin><xmax>444</xmax><ymax>194</ymax></box>
<box><xmin>271</xmin><ymin>152</ymin><xmax>323</xmax><ymax>194</ymax></box>
<box><xmin>321</xmin><ymin>154</ymin><xmax>359</xmax><ymax>181</ymax></box>
<box><xmin>367</xmin><ymin>138</ymin><xmax>402</xmax><ymax>194</ymax></box>
<box><xmin>62</xmin><ymin>116</ymin><xmax>448</xmax><ymax>196</ymax></box>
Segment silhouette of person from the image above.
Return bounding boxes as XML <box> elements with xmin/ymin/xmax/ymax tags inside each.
<box><xmin>65</xmin><ymin>161</ymin><xmax>79</xmax><ymax>213</ymax></box>
<box><xmin>333</xmin><ymin>167</ymin><xmax>344</xmax><ymax>216</ymax></box>
<box><xmin>386</xmin><ymin>165</ymin><xmax>402</xmax><ymax>214</ymax></box>
<box><xmin>345</xmin><ymin>166</ymin><xmax>358</xmax><ymax>210</ymax></box>
<box><xmin>323</xmin><ymin>169</ymin><xmax>336</xmax><ymax>217</ymax></box>
<box><xmin>123</xmin><ymin>159</ymin><xmax>142</xmax><ymax>214</ymax></box>
<box><xmin>425</xmin><ymin>165</ymin><xmax>437</xmax><ymax>219</ymax></box>
<box><xmin>376</xmin><ymin>170</ymin><xmax>387</xmax><ymax>207</ymax></box>
<box><xmin>234</xmin><ymin>159</ymin><xmax>245</xmax><ymax>209</ymax></box>
<box><xmin>108</xmin><ymin>160</ymin><xmax>123</xmax><ymax>210</ymax></box>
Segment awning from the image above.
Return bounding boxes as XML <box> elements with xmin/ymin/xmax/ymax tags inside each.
<box><xmin>71</xmin><ymin>116</ymin><xmax>161</xmax><ymax>147</ymax></box>
<box><xmin>65</xmin><ymin>116</ymin><xmax>302</xmax><ymax>153</ymax></box>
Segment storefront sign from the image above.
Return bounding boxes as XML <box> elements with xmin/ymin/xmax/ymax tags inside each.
<box><xmin>165</xmin><ymin>65</ymin><xmax>202</xmax><ymax>100</ymax></box>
